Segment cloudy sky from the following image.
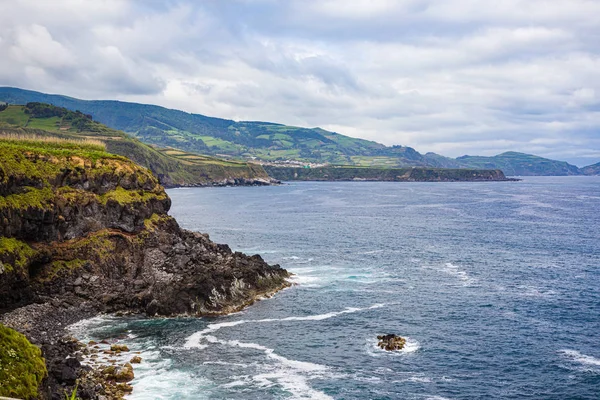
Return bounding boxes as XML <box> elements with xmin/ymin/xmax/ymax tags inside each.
<box><xmin>1</xmin><ymin>0</ymin><xmax>599</xmax><ymax>165</ymax></box>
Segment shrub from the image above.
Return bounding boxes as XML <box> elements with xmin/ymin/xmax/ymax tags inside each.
<box><xmin>0</xmin><ymin>324</ymin><xmax>47</xmax><ymax>399</ymax></box>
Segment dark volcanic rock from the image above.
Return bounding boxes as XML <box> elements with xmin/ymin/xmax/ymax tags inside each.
<box><xmin>0</xmin><ymin>142</ymin><xmax>290</xmax><ymax>399</ymax></box>
<box><xmin>377</xmin><ymin>334</ymin><xmax>407</xmax><ymax>351</ymax></box>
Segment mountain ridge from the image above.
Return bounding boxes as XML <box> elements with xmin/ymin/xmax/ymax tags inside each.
<box><xmin>1</xmin><ymin>87</ymin><xmax>597</xmax><ymax>176</ymax></box>
<box><xmin>0</xmin><ymin>101</ymin><xmax>275</xmax><ymax>187</ymax></box>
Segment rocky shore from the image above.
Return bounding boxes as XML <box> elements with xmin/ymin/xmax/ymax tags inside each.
<box><xmin>161</xmin><ymin>176</ymin><xmax>280</xmax><ymax>189</ymax></box>
<box><xmin>264</xmin><ymin>165</ymin><xmax>519</xmax><ymax>182</ymax></box>
<box><xmin>0</xmin><ymin>137</ymin><xmax>290</xmax><ymax>399</ymax></box>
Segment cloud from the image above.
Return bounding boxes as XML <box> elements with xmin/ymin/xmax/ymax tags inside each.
<box><xmin>0</xmin><ymin>0</ymin><xmax>599</xmax><ymax>165</ymax></box>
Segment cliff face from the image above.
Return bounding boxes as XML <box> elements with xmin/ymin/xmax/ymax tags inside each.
<box><xmin>0</xmin><ymin>137</ymin><xmax>289</xmax><ymax>314</ymax></box>
<box><xmin>264</xmin><ymin>166</ymin><xmax>512</xmax><ymax>182</ymax></box>
<box><xmin>581</xmin><ymin>162</ymin><xmax>600</xmax><ymax>176</ymax></box>
<box><xmin>0</xmin><ymin>137</ymin><xmax>289</xmax><ymax>399</ymax></box>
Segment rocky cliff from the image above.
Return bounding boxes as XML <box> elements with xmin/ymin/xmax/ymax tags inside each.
<box><xmin>264</xmin><ymin>166</ymin><xmax>514</xmax><ymax>182</ymax></box>
<box><xmin>0</xmin><ymin>136</ymin><xmax>289</xmax><ymax>399</ymax></box>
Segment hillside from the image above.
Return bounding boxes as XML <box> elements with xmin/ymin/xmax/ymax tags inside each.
<box><xmin>581</xmin><ymin>162</ymin><xmax>600</xmax><ymax>176</ymax></box>
<box><xmin>456</xmin><ymin>152</ymin><xmax>582</xmax><ymax>176</ymax></box>
<box><xmin>264</xmin><ymin>166</ymin><xmax>513</xmax><ymax>182</ymax></box>
<box><xmin>0</xmin><ymin>102</ymin><xmax>273</xmax><ymax>187</ymax></box>
<box><xmin>0</xmin><ymin>87</ymin><xmax>453</xmax><ymax>167</ymax></box>
<box><xmin>0</xmin><ymin>135</ymin><xmax>289</xmax><ymax>398</ymax></box>
<box><xmin>0</xmin><ymin>87</ymin><xmax>596</xmax><ymax>176</ymax></box>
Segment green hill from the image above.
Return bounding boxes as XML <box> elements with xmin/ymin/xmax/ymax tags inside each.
<box><xmin>0</xmin><ymin>87</ymin><xmax>439</xmax><ymax>167</ymax></box>
<box><xmin>581</xmin><ymin>162</ymin><xmax>600</xmax><ymax>176</ymax></box>
<box><xmin>0</xmin><ymin>103</ymin><xmax>271</xmax><ymax>187</ymax></box>
<box><xmin>0</xmin><ymin>87</ymin><xmax>595</xmax><ymax>176</ymax></box>
<box><xmin>456</xmin><ymin>152</ymin><xmax>582</xmax><ymax>176</ymax></box>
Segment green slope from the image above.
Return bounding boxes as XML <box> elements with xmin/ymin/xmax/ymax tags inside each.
<box><xmin>0</xmin><ymin>87</ymin><xmax>593</xmax><ymax>176</ymax></box>
<box><xmin>456</xmin><ymin>152</ymin><xmax>582</xmax><ymax>176</ymax></box>
<box><xmin>0</xmin><ymin>103</ymin><xmax>271</xmax><ymax>187</ymax></box>
<box><xmin>0</xmin><ymin>87</ymin><xmax>426</xmax><ymax>167</ymax></box>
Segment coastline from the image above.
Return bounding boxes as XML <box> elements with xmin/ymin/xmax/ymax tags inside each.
<box><xmin>264</xmin><ymin>165</ymin><xmax>519</xmax><ymax>182</ymax></box>
<box><xmin>0</xmin><ymin>137</ymin><xmax>291</xmax><ymax>399</ymax></box>
<box><xmin>0</xmin><ymin>277</ymin><xmax>292</xmax><ymax>399</ymax></box>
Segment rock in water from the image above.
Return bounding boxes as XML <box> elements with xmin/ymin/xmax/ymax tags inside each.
<box><xmin>377</xmin><ymin>334</ymin><xmax>407</xmax><ymax>351</ymax></box>
<box><xmin>130</xmin><ymin>355</ymin><xmax>142</xmax><ymax>364</ymax></box>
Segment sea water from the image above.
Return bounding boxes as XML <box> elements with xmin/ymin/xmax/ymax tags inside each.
<box><xmin>70</xmin><ymin>177</ymin><xmax>600</xmax><ymax>399</ymax></box>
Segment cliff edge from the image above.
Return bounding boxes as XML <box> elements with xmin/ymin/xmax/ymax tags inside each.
<box><xmin>0</xmin><ymin>135</ymin><xmax>289</xmax><ymax>399</ymax></box>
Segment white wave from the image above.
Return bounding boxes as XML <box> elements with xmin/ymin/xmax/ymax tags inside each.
<box><xmin>424</xmin><ymin>263</ymin><xmax>477</xmax><ymax>286</ymax></box>
<box><xmin>406</xmin><ymin>376</ymin><xmax>432</xmax><ymax>383</ymax></box>
<box><xmin>185</xmin><ymin>304</ymin><xmax>384</xmax><ymax>348</ymax></box>
<box><xmin>442</xmin><ymin>263</ymin><xmax>476</xmax><ymax>284</ymax></box>
<box><xmin>67</xmin><ymin>315</ymin><xmax>121</xmax><ymax>340</ymax></box>
<box><xmin>560</xmin><ymin>349</ymin><xmax>600</xmax><ymax>367</ymax></box>
<box><xmin>205</xmin><ymin>336</ymin><xmax>333</xmax><ymax>399</ymax></box>
<box><xmin>282</xmin><ymin>256</ymin><xmax>314</xmax><ymax>264</ymax></box>
<box><xmin>289</xmin><ymin>274</ymin><xmax>322</xmax><ymax>287</ymax></box>
<box><xmin>203</xmin><ymin>361</ymin><xmax>252</xmax><ymax>368</ymax></box>
<box><xmin>360</xmin><ymin>249</ymin><xmax>384</xmax><ymax>255</ymax></box>
<box><xmin>402</xmin><ymin>337</ymin><xmax>421</xmax><ymax>353</ymax></box>
<box><xmin>365</xmin><ymin>336</ymin><xmax>421</xmax><ymax>357</ymax></box>
<box><xmin>129</xmin><ymin>369</ymin><xmax>210</xmax><ymax>400</ymax></box>
<box><xmin>182</xmin><ymin>305</ymin><xmax>384</xmax><ymax>398</ymax></box>
<box><xmin>518</xmin><ymin>285</ymin><xmax>556</xmax><ymax>298</ymax></box>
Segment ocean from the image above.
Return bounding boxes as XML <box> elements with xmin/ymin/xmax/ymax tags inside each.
<box><xmin>70</xmin><ymin>177</ymin><xmax>600</xmax><ymax>399</ymax></box>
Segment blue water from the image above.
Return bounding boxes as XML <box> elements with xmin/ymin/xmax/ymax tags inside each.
<box><xmin>71</xmin><ymin>177</ymin><xmax>600</xmax><ymax>399</ymax></box>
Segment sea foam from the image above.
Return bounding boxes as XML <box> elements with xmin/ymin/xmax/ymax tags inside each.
<box><xmin>184</xmin><ymin>304</ymin><xmax>385</xmax><ymax>348</ymax></box>
<box><xmin>560</xmin><ymin>349</ymin><xmax>600</xmax><ymax>367</ymax></box>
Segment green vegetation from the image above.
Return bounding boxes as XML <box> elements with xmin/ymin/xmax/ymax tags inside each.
<box><xmin>0</xmin><ymin>99</ymin><xmax>271</xmax><ymax>185</ymax></box>
<box><xmin>0</xmin><ymin>138</ymin><xmax>166</xmax><ymax>224</ymax></box>
<box><xmin>0</xmin><ymin>186</ymin><xmax>55</xmax><ymax>211</ymax></box>
<box><xmin>99</xmin><ymin>186</ymin><xmax>167</xmax><ymax>206</ymax></box>
<box><xmin>36</xmin><ymin>259</ymin><xmax>86</xmax><ymax>283</ymax></box>
<box><xmin>0</xmin><ymin>324</ymin><xmax>47</xmax><ymax>400</ymax></box>
<box><xmin>0</xmin><ymin>136</ymin><xmax>149</xmax><ymax>191</ymax></box>
<box><xmin>0</xmin><ymin>237</ymin><xmax>37</xmax><ymax>273</ymax></box>
<box><xmin>456</xmin><ymin>152</ymin><xmax>582</xmax><ymax>176</ymax></box>
<box><xmin>0</xmin><ymin>136</ymin><xmax>121</xmax><ymax>191</ymax></box>
<box><xmin>65</xmin><ymin>383</ymin><xmax>79</xmax><ymax>400</ymax></box>
<box><xmin>0</xmin><ymin>87</ymin><xmax>593</xmax><ymax>176</ymax></box>
<box><xmin>143</xmin><ymin>213</ymin><xmax>170</xmax><ymax>231</ymax></box>
<box><xmin>264</xmin><ymin>166</ymin><xmax>508</xmax><ymax>182</ymax></box>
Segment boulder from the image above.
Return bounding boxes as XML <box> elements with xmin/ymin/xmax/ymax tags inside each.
<box><xmin>110</xmin><ymin>344</ymin><xmax>129</xmax><ymax>352</ymax></box>
<box><xmin>130</xmin><ymin>355</ymin><xmax>142</xmax><ymax>364</ymax></box>
<box><xmin>377</xmin><ymin>334</ymin><xmax>407</xmax><ymax>351</ymax></box>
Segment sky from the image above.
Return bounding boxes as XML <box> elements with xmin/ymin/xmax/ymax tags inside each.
<box><xmin>0</xmin><ymin>0</ymin><xmax>599</xmax><ymax>166</ymax></box>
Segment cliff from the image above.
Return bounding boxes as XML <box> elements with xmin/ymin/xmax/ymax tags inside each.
<box><xmin>456</xmin><ymin>152</ymin><xmax>582</xmax><ymax>176</ymax></box>
<box><xmin>0</xmin><ymin>136</ymin><xmax>289</xmax><ymax>399</ymax></box>
<box><xmin>0</xmin><ymin>103</ymin><xmax>275</xmax><ymax>188</ymax></box>
<box><xmin>581</xmin><ymin>162</ymin><xmax>600</xmax><ymax>176</ymax></box>
<box><xmin>264</xmin><ymin>166</ymin><xmax>514</xmax><ymax>182</ymax></box>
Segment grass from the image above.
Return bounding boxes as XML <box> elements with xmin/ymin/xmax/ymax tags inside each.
<box><xmin>0</xmin><ymin>237</ymin><xmax>37</xmax><ymax>273</ymax></box>
<box><xmin>26</xmin><ymin>116</ymin><xmax>61</xmax><ymax>131</ymax></box>
<box><xmin>0</xmin><ymin>103</ymin><xmax>272</xmax><ymax>185</ymax></box>
<box><xmin>0</xmin><ymin>324</ymin><xmax>47</xmax><ymax>399</ymax></box>
<box><xmin>65</xmin><ymin>383</ymin><xmax>79</xmax><ymax>400</ymax></box>
<box><xmin>0</xmin><ymin>105</ymin><xmax>30</xmax><ymax>126</ymax></box>
<box><xmin>99</xmin><ymin>186</ymin><xmax>167</xmax><ymax>206</ymax></box>
<box><xmin>0</xmin><ymin>186</ymin><xmax>55</xmax><ymax>211</ymax></box>
<box><xmin>156</xmin><ymin>148</ymin><xmax>249</xmax><ymax>167</ymax></box>
<box><xmin>0</xmin><ymin>133</ymin><xmax>106</xmax><ymax>152</ymax></box>
<box><xmin>36</xmin><ymin>259</ymin><xmax>86</xmax><ymax>283</ymax></box>
<box><xmin>0</xmin><ymin>138</ymin><xmax>122</xmax><ymax>190</ymax></box>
